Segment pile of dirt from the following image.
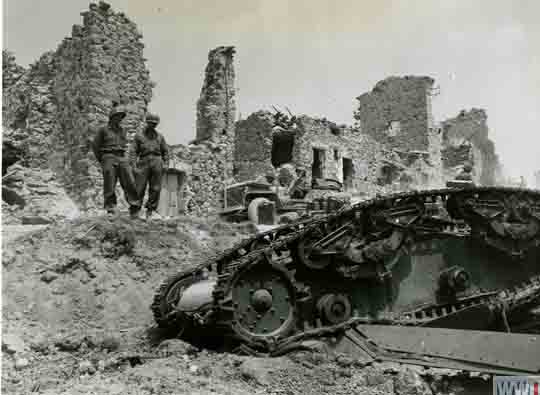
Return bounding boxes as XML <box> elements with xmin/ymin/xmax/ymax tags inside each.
<box><xmin>1</xmin><ymin>215</ymin><xmax>255</xmax><ymax>393</ymax></box>
<box><xmin>2</xmin><ymin>215</ymin><xmax>487</xmax><ymax>394</ymax></box>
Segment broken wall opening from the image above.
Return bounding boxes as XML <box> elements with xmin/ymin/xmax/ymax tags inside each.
<box><xmin>342</xmin><ymin>157</ymin><xmax>354</xmax><ymax>190</ymax></box>
<box><xmin>271</xmin><ymin>131</ymin><xmax>294</xmax><ymax>168</ymax></box>
<box><xmin>312</xmin><ymin>148</ymin><xmax>325</xmax><ymax>179</ymax></box>
<box><xmin>378</xmin><ymin>164</ymin><xmax>400</xmax><ymax>186</ymax></box>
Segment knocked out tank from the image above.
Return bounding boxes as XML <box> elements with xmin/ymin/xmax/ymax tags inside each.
<box><xmin>153</xmin><ymin>184</ymin><xmax>540</xmax><ymax>375</ymax></box>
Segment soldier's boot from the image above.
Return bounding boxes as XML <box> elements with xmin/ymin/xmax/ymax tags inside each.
<box><xmin>129</xmin><ymin>205</ymin><xmax>141</xmax><ymax>220</ymax></box>
<box><xmin>146</xmin><ymin>210</ymin><xmax>162</xmax><ymax>221</ymax></box>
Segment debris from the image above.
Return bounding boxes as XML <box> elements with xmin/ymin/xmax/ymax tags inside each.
<box><xmin>394</xmin><ymin>368</ymin><xmax>434</xmax><ymax>395</ymax></box>
<box><xmin>14</xmin><ymin>357</ymin><xmax>30</xmax><ymax>370</ymax></box>
<box><xmin>78</xmin><ymin>360</ymin><xmax>96</xmax><ymax>375</ymax></box>
<box><xmin>2</xmin><ymin>333</ymin><xmax>26</xmax><ymax>354</ymax></box>
<box><xmin>22</xmin><ymin>215</ymin><xmax>52</xmax><ymax>225</ymax></box>
<box><xmin>157</xmin><ymin>338</ymin><xmax>198</xmax><ymax>356</ymax></box>
<box><xmin>40</xmin><ymin>270</ymin><xmax>59</xmax><ymax>283</ymax></box>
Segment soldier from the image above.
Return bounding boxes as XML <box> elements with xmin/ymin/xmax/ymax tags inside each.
<box><xmin>129</xmin><ymin>113</ymin><xmax>169</xmax><ymax>220</ymax></box>
<box><xmin>92</xmin><ymin>104</ymin><xmax>141</xmax><ymax>217</ymax></box>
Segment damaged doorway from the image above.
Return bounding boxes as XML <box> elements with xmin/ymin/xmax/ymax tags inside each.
<box><xmin>312</xmin><ymin>148</ymin><xmax>325</xmax><ymax>179</ymax></box>
<box><xmin>271</xmin><ymin>132</ymin><xmax>294</xmax><ymax>168</ymax></box>
<box><xmin>342</xmin><ymin>157</ymin><xmax>354</xmax><ymax>190</ymax></box>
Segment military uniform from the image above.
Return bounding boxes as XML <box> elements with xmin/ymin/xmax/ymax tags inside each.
<box><xmin>129</xmin><ymin>113</ymin><xmax>169</xmax><ymax>216</ymax></box>
<box><xmin>92</xmin><ymin>105</ymin><xmax>141</xmax><ymax>214</ymax></box>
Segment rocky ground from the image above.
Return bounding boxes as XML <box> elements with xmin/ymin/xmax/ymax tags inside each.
<box><xmin>2</xmin><ymin>215</ymin><xmax>490</xmax><ymax>394</ymax></box>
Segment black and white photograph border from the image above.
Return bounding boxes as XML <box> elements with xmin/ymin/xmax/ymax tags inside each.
<box><xmin>2</xmin><ymin>1</ymin><xmax>540</xmax><ymax>394</ymax></box>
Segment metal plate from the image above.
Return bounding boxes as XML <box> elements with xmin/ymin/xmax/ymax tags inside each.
<box><xmin>356</xmin><ymin>325</ymin><xmax>540</xmax><ymax>373</ymax></box>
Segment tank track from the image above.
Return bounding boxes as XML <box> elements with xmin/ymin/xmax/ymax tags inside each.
<box><xmin>152</xmin><ymin>186</ymin><xmax>540</xmax><ymax>354</ymax></box>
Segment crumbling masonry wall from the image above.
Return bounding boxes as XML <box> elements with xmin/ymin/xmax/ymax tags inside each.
<box><xmin>2</xmin><ymin>52</ymin><xmax>60</xmax><ymax>168</ymax></box>
<box><xmin>2</xmin><ymin>2</ymin><xmax>153</xmax><ymax>213</ymax></box>
<box><xmin>234</xmin><ymin>111</ymin><xmax>276</xmax><ymax>181</ymax></box>
<box><xmin>354</xmin><ymin>76</ymin><xmax>435</xmax><ymax>152</ymax></box>
<box><xmin>293</xmin><ymin>116</ymin><xmax>390</xmax><ymax>194</ymax></box>
<box><xmin>196</xmin><ymin>46</ymin><xmax>236</xmax><ymax>142</ymax></box>
<box><xmin>53</xmin><ymin>2</ymin><xmax>153</xmax><ymax>210</ymax></box>
<box><xmin>441</xmin><ymin>109</ymin><xmax>500</xmax><ymax>185</ymax></box>
<box><xmin>2</xmin><ymin>50</ymin><xmax>25</xmax><ymax>92</ymax></box>
<box><xmin>171</xmin><ymin>46</ymin><xmax>237</xmax><ymax>216</ymax></box>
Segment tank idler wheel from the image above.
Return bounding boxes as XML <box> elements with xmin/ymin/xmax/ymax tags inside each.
<box><xmin>152</xmin><ymin>270</ymin><xmax>206</xmax><ymax>332</ymax></box>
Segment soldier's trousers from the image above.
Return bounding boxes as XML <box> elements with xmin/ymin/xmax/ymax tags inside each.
<box><xmin>135</xmin><ymin>155</ymin><xmax>163</xmax><ymax>211</ymax></box>
<box><xmin>101</xmin><ymin>153</ymin><xmax>140</xmax><ymax>210</ymax></box>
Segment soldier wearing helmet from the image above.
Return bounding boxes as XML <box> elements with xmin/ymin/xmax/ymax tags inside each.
<box><xmin>92</xmin><ymin>103</ymin><xmax>141</xmax><ymax>217</ymax></box>
<box><xmin>129</xmin><ymin>112</ymin><xmax>169</xmax><ymax>220</ymax></box>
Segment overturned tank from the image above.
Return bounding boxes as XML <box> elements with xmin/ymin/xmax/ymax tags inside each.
<box><xmin>152</xmin><ymin>185</ymin><xmax>540</xmax><ymax>374</ymax></box>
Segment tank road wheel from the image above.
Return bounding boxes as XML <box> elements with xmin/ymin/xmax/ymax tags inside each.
<box><xmin>229</xmin><ymin>260</ymin><xmax>297</xmax><ymax>343</ymax></box>
<box><xmin>151</xmin><ymin>270</ymin><xmax>206</xmax><ymax>333</ymax></box>
<box><xmin>317</xmin><ymin>294</ymin><xmax>352</xmax><ymax>325</ymax></box>
<box><xmin>295</xmin><ymin>226</ymin><xmax>331</xmax><ymax>269</ymax></box>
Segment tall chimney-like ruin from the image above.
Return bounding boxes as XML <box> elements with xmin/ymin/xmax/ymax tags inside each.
<box><xmin>196</xmin><ymin>46</ymin><xmax>236</xmax><ymax>142</ymax></box>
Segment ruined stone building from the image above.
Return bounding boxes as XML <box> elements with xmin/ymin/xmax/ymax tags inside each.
<box><xmin>441</xmin><ymin>109</ymin><xmax>500</xmax><ymax>185</ymax></box>
<box><xmin>3</xmin><ymin>1</ymin><xmax>152</xmax><ymax>224</ymax></box>
<box><xmin>2</xmin><ymin>2</ymin><xmax>503</xmax><ymax>224</ymax></box>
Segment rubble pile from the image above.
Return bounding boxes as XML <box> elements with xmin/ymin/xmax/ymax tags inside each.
<box><xmin>1</xmin><ymin>216</ymin><xmax>255</xmax><ymax>394</ymax></box>
<box><xmin>2</xmin><ymin>164</ymin><xmax>80</xmax><ymax>225</ymax></box>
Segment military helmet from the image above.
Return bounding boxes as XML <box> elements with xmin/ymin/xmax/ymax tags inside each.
<box><xmin>109</xmin><ymin>104</ymin><xmax>127</xmax><ymax>118</ymax></box>
<box><xmin>146</xmin><ymin>113</ymin><xmax>160</xmax><ymax>125</ymax></box>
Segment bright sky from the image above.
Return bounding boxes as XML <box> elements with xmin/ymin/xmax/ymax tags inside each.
<box><xmin>3</xmin><ymin>1</ymin><xmax>540</xmax><ymax>183</ymax></box>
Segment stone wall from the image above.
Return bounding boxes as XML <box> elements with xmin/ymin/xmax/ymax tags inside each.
<box><xmin>441</xmin><ymin>109</ymin><xmax>500</xmax><ymax>185</ymax></box>
<box><xmin>234</xmin><ymin>111</ymin><xmax>278</xmax><ymax>181</ymax></box>
<box><xmin>2</xmin><ymin>1</ymin><xmax>153</xmax><ymax>214</ymax></box>
<box><xmin>171</xmin><ymin>137</ymin><xmax>233</xmax><ymax>217</ymax></box>
<box><xmin>2</xmin><ymin>50</ymin><xmax>25</xmax><ymax>91</ymax></box>
<box><xmin>3</xmin><ymin>52</ymin><xmax>60</xmax><ymax>168</ymax></box>
<box><xmin>293</xmin><ymin>116</ymin><xmax>389</xmax><ymax>194</ymax></box>
<box><xmin>354</xmin><ymin>76</ymin><xmax>435</xmax><ymax>152</ymax></box>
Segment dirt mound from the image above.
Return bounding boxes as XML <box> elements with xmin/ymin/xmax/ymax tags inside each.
<box><xmin>1</xmin><ymin>215</ymin><xmax>255</xmax><ymax>393</ymax></box>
